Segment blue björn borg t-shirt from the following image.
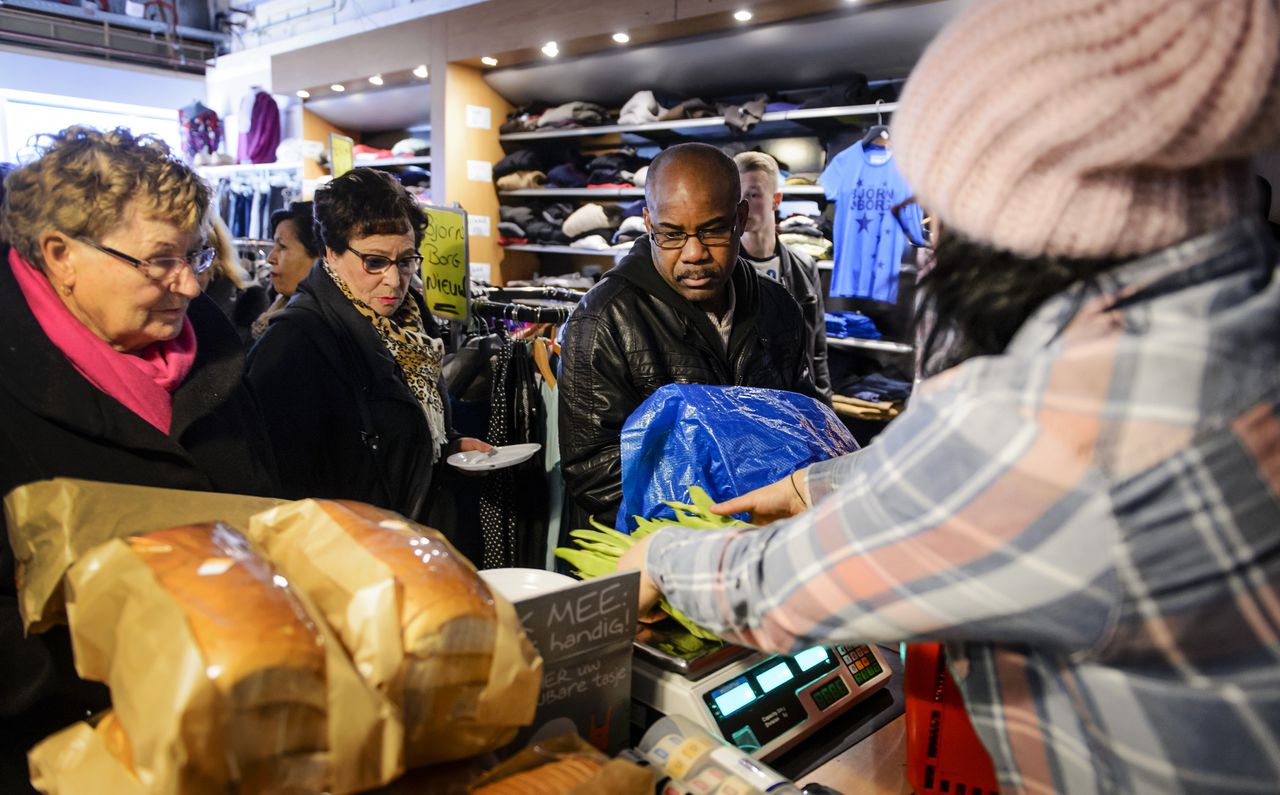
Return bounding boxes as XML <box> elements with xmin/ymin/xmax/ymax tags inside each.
<box><xmin>819</xmin><ymin>142</ymin><xmax>914</xmax><ymax>303</ymax></box>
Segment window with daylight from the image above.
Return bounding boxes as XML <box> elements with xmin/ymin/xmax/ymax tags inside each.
<box><xmin>0</xmin><ymin>89</ymin><xmax>181</xmax><ymax>163</ymax></box>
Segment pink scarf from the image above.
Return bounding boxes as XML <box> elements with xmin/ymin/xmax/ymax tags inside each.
<box><xmin>8</xmin><ymin>248</ymin><xmax>197</xmax><ymax>434</ymax></box>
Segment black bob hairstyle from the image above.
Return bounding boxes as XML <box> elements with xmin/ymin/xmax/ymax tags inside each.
<box><xmin>312</xmin><ymin>168</ymin><xmax>426</xmax><ymax>255</ymax></box>
<box><xmin>268</xmin><ymin>200</ymin><xmax>322</xmax><ymax>259</ymax></box>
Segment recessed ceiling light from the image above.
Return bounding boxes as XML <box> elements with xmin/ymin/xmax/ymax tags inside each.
<box><xmin>330</xmin><ymin>83</ymin><xmax>345</xmax><ymax>92</ymax></box>
<box><xmin>541</xmin><ymin>41</ymin><xmax>559</xmax><ymax>57</ymax></box>
<box><xmin>612</xmin><ymin>32</ymin><xmax>630</xmax><ymax>44</ymax></box>
<box><xmin>733</xmin><ymin>9</ymin><xmax>753</xmax><ymax>21</ymax></box>
<box><xmin>295</xmin><ymin>89</ymin><xmax>310</xmax><ymax>99</ymax></box>
<box><xmin>480</xmin><ymin>56</ymin><xmax>498</xmax><ymax>66</ymax></box>
<box><xmin>368</xmin><ymin>74</ymin><xmax>384</xmax><ymax>86</ymax></box>
<box><xmin>412</xmin><ymin>64</ymin><xmax>429</xmax><ymax>79</ymax></box>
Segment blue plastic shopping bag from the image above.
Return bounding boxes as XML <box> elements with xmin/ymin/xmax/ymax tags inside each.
<box><xmin>616</xmin><ymin>385</ymin><xmax>858</xmax><ymax>532</ymax></box>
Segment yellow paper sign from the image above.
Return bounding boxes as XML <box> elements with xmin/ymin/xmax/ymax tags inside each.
<box><xmin>329</xmin><ymin>133</ymin><xmax>354</xmax><ymax>177</ymax></box>
<box><xmin>419</xmin><ymin>204</ymin><xmax>469</xmax><ymax>322</ymax></box>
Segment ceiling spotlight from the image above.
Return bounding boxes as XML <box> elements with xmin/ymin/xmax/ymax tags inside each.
<box><xmin>733</xmin><ymin>9</ymin><xmax>753</xmax><ymax>21</ymax></box>
<box><xmin>612</xmin><ymin>32</ymin><xmax>630</xmax><ymax>44</ymax></box>
<box><xmin>541</xmin><ymin>41</ymin><xmax>559</xmax><ymax>57</ymax></box>
<box><xmin>295</xmin><ymin>89</ymin><xmax>310</xmax><ymax>99</ymax></box>
<box><xmin>330</xmin><ymin>83</ymin><xmax>345</xmax><ymax>92</ymax></box>
<box><xmin>480</xmin><ymin>56</ymin><xmax>498</xmax><ymax>66</ymax></box>
<box><xmin>368</xmin><ymin>74</ymin><xmax>384</xmax><ymax>86</ymax></box>
<box><xmin>412</xmin><ymin>64</ymin><xmax>429</xmax><ymax>79</ymax></box>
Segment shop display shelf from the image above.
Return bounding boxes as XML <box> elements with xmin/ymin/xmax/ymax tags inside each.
<box><xmin>499</xmin><ymin>185</ymin><xmax>822</xmax><ymax>200</ymax></box>
<box><xmin>359</xmin><ymin>155</ymin><xmax>432</xmax><ymax>167</ymax></box>
<box><xmin>501</xmin><ymin>244</ymin><xmax>621</xmax><ymax>257</ymax></box>
<box><xmin>827</xmin><ymin>337</ymin><xmax>914</xmax><ymax>355</ymax></box>
<box><xmin>500</xmin><ymin>187</ymin><xmax>645</xmax><ymax>198</ymax></box>
<box><xmin>194</xmin><ymin>161</ymin><xmax>303</xmax><ymax>176</ymax></box>
<box><xmin>498</xmin><ymin>103</ymin><xmax>898</xmax><ymax>143</ymax></box>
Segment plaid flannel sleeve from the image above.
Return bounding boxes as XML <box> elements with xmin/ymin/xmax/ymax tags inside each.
<box><xmin>645</xmin><ymin>356</ymin><xmax>1124</xmax><ymax>654</ymax></box>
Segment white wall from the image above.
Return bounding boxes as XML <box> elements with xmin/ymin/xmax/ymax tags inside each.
<box><xmin>0</xmin><ymin>45</ymin><xmax>203</xmax><ymax>108</ymax></box>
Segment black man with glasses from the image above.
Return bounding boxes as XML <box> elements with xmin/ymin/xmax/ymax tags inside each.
<box><xmin>558</xmin><ymin>143</ymin><xmax>819</xmax><ymax>530</ymax></box>
<box><xmin>246</xmin><ymin>169</ymin><xmax>489</xmax><ymax>524</ymax></box>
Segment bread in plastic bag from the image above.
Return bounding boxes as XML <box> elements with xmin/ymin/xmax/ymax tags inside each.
<box><xmin>248</xmin><ymin>499</ymin><xmax>543</xmax><ymax>767</ymax></box>
<box><xmin>64</xmin><ymin>522</ymin><xmax>403</xmax><ymax>794</ymax></box>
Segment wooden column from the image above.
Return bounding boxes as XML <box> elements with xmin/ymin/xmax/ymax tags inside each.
<box><xmin>430</xmin><ymin>60</ymin><xmax>535</xmax><ymax>285</ymax></box>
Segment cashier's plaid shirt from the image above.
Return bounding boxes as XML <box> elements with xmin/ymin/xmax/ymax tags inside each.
<box><xmin>647</xmin><ymin>220</ymin><xmax>1280</xmax><ymax>794</ymax></box>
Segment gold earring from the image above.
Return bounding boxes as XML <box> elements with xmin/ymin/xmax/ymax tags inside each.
<box><xmin>61</xmin><ymin>284</ymin><xmax>72</xmax><ymax>296</ymax></box>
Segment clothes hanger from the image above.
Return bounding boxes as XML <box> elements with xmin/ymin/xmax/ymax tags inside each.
<box><xmin>861</xmin><ymin>99</ymin><xmax>891</xmax><ymax>149</ymax></box>
<box><xmin>531</xmin><ymin>338</ymin><xmax>557</xmax><ymax>390</ymax></box>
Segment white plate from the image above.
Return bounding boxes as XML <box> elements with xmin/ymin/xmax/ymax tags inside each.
<box><xmin>447</xmin><ymin>443</ymin><xmax>542</xmax><ymax>471</ymax></box>
<box><xmin>479</xmin><ymin>568</ymin><xmax>576</xmax><ymax>601</ymax></box>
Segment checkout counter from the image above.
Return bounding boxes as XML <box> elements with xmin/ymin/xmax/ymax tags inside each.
<box><xmin>629</xmin><ymin>621</ymin><xmax>907</xmax><ymax>793</ymax></box>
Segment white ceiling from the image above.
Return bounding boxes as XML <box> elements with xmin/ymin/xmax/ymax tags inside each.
<box><xmin>303</xmin><ymin>82</ymin><xmax>431</xmax><ymax>133</ymax></box>
<box><xmin>483</xmin><ymin>0</ymin><xmax>973</xmax><ymax>107</ymax></box>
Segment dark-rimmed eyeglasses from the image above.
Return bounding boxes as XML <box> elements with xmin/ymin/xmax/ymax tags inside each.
<box><xmin>649</xmin><ymin>225</ymin><xmax>736</xmax><ymax>250</ymax></box>
<box><xmin>891</xmin><ymin>196</ymin><xmax>936</xmax><ymax>250</ymax></box>
<box><xmin>79</xmin><ymin>238</ymin><xmax>216</xmax><ymax>283</ymax></box>
<box><xmin>347</xmin><ymin>245</ymin><xmax>423</xmax><ymax>275</ymax></box>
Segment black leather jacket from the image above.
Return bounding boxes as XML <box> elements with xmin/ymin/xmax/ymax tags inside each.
<box><xmin>558</xmin><ymin>237</ymin><xmax>818</xmax><ymax>527</ymax></box>
<box><xmin>775</xmin><ymin>240</ymin><xmax>832</xmax><ymax>401</ymax></box>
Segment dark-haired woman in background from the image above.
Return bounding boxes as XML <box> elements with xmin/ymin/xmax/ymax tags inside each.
<box><xmin>246</xmin><ymin>168</ymin><xmax>489</xmax><ymax>522</ymax></box>
<box><xmin>250</xmin><ymin>200</ymin><xmax>321</xmax><ymax>339</ymax></box>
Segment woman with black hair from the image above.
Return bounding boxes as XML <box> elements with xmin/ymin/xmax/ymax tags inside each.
<box><xmin>246</xmin><ymin>168</ymin><xmax>489</xmax><ymax>522</ymax></box>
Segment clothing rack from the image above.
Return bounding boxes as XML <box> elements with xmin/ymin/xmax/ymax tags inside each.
<box><xmin>472</xmin><ymin>299</ymin><xmax>573</xmax><ymax>325</ymax></box>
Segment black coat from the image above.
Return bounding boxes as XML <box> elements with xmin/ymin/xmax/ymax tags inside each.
<box><xmin>0</xmin><ymin>243</ymin><xmax>279</xmax><ymax>792</ymax></box>
<box><xmin>776</xmin><ymin>241</ymin><xmax>833</xmax><ymax>402</ymax></box>
<box><xmin>245</xmin><ymin>262</ymin><xmax>456</xmax><ymax>523</ymax></box>
<box><xmin>558</xmin><ymin>237</ymin><xmax>817</xmax><ymax>527</ymax></box>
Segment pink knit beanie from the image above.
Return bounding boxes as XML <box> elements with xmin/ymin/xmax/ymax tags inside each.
<box><xmin>892</xmin><ymin>0</ymin><xmax>1280</xmax><ymax>259</ymax></box>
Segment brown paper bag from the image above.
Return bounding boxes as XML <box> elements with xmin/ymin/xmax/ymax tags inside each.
<box><xmin>28</xmin><ymin>713</ymin><xmax>146</xmax><ymax>795</ymax></box>
<box><xmin>248</xmin><ymin>499</ymin><xmax>543</xmax><ymax>768</ymax></box>
<box><xmin>65</xmin><ymin>522</ymin><xmax>403</xmax><ymax>794</ymax></box>
<box><xmin>4</xmin><ymin>478</ymin><xmax>282</xmax><ymax>632</ymax></box>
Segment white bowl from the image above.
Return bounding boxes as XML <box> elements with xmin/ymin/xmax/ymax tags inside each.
<box><xmin>479</xmin><ymin>567</ymin><xmax>576</xmax><ymax>601</ymax></box>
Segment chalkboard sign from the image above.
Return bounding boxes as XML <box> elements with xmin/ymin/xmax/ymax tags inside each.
<box><xmin>507</xmin><ymin>571</ymin><xmax>639</xmax><ymax>755</ymax></box>
<box><xmin>418</xmin><ymin>204</ymin><xmax>470</xmax><ymax>322</ymax></box>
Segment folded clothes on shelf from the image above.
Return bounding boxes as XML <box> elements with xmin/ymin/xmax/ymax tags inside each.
<box><xmin>660</xmin><ymin>98</ymin><xmax>718</xmax><ymax>121</ymax></box>
<box><xmin>780</xmin><ymin>233</ymin><xmax>832</xmax><ymax>259</ymax></box>
<box><xmin>825</xmin><ymin>311</ymin><xmax>882</xmax><ymax>340</ymax></box>
<box><xmin>563</xmin><ymin>203</ymin><xmax>623</xmax><ymax>239</ymax></box>
<box><xmin>500</xmin><ymin>205</ymin><xmax>536</xmax><ymax>228</ymax></box>
<box><xmin>547</xmin><ymin>162</ymin><xmax>588</xmax><ymax>188</ymax></box>
<box><xmin>836</xmin><ymin>372</ymin><xmax>912</xmax><ymax>403</ymax></box>
<box><xmin>391</xmin><ymin>137</ymin><xmax>430</xmax><ymax>157</ymax></box>
<box><xmin>495</xmin><ymin>170</ymin><xmax>547</xmax><ymax>190</ymax></box>
<box><xmin>494</xmin><ymin>149</ymin><xmax>544</xmax><ymax>178</ymax></box>
<box><xmin>570</xmin><ymin>234</ymin><xmax>612</xmax><ymax>251</ymax></box>
<box><xmin>536</xmin><ymin>101</ymin><xmax>611</xmax><ymax>128</ymax></box>
<box><xmin>619</xmin><ymin>90</ymin><xmax>667</xmax><ymax>124</ymax></box>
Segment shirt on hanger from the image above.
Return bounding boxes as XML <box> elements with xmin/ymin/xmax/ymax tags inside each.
<box><xmin>819</xmin><ymin>141</ymin><xmax>913</xmax><ymax>303</ymax></box>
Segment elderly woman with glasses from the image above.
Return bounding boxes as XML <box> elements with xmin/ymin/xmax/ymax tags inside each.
<box><xmin>247</xmin><ymin>168</ymin><xmax>488</xmax><ymax>523</ymax></box>
<box><xmin>0</xmin><ymin>126</ymin><xmax>278</xmax><ymax>792</ymax></box>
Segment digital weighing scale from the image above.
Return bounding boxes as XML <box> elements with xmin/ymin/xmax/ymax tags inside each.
<box><xmin>631</xmin><ymin>623</ymin><xmax>892</xmax><ymax>761</ymax></box>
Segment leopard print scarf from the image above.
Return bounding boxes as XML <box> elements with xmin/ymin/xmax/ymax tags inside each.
<box><xmin>324</xmin><ymin>262</ymin><xmax>447</xmax><ymax>448</ymax></box>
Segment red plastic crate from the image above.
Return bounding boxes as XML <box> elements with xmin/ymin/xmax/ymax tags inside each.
<box><xmin>905</xmin><ymin>643</ymin><xmax>1000</xmax><ymax>794</ymax></box>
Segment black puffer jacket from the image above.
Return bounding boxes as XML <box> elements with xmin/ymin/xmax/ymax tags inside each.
<box><xmin>558</xmin><ymin>237</ymin><xmax>817</xmax><ymax>527</ymax></box>
<box><xmin>246</xmin><ymin>262</ymin><xmax>457</xmax><ymax>523</ymax></box>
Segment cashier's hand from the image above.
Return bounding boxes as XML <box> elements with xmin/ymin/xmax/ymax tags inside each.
<box><xmin>616</xmin><ymin>534</ymin><xmax>664</xmax><ymax>619</ymax></box>
<box><xmin>449</xmin><ymin>437</ymin><xmax>494</xmax><ymax>456</ymax></box>
<box><xmin>711</xmin><ymin>467</ymin><xmax>813</xmax><ymax>525</ymax></box>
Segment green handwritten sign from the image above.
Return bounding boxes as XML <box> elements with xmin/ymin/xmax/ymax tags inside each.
<box><xmin>419</xmin><ymin>204</ymin><xmax>469</xmax><ymax>322</ymax></box>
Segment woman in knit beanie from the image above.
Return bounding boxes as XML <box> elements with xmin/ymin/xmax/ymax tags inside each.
<box><xmin>620</xmin><ymin>2</ymin><xmax>1280</xmax><ymax>792</ymax></box>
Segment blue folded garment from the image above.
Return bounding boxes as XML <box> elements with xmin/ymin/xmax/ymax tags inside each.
<box><xmin>824</xmin><ymin>311</ymin><xmax>882</xmax><ymax>340</ymax></box>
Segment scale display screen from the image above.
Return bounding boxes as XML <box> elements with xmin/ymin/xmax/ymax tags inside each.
<box><xmin>714</xmin><ymin>680</ymin><xmax>757</xmax><ymax>717</ymax></box>
<box><xmin>756</xmin><ymin>661</ymin><xmax>795</xmax><ymax>694</ymax></box>
<box><xmin>795</xmin><ymin>647</ymin><xmax>829</xmax><ymax>671</ymax></box>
